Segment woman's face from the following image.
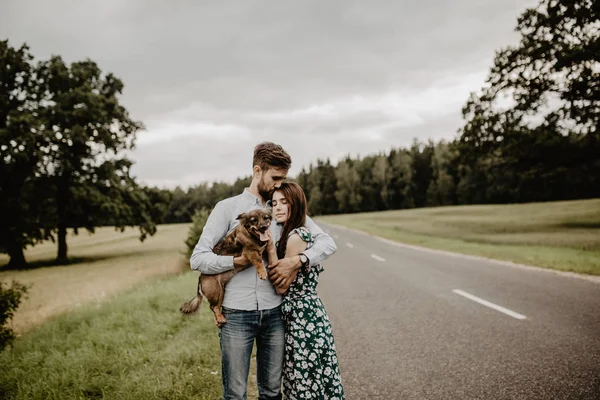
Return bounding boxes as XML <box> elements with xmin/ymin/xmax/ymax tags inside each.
<box><xmin>272</xmin><ymin>190</ymin><xmax>289</xmax><ymax>223</ymax></box>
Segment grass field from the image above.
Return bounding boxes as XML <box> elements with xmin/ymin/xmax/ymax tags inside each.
<box><xmin>320</xmin><ymin>198</ymin><xmax>600</xmax><ymax>275</ymax></box>
<box><xmin>0</xmin><ymin>224</ymin><xmax>261</xmax><ymax>399</ymax></box>
<box><xmin>0</xmin><ymin>224</ymin><xmax>190</xmax><ymax>333</ymax></box>
<box><xmin>0</xmin><ymin>273</ymin><xmax>226</xmax><ymax>399</ymax></box>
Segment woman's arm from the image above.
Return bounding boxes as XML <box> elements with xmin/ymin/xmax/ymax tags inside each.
<box><xmin>272</xmin><ymin>233</ymin><xmax>307</xmax><ymax>295</ymax></box>
<box><xmin>285</xmin><ymin>233</ymin><xmax>308</xmax><ymax>259</ymax></box>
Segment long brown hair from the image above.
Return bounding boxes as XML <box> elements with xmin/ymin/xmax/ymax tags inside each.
<box><xmin>275</xmin><ymin>182</ymin><xmax>308</xmax><ymax>259</ymax></box>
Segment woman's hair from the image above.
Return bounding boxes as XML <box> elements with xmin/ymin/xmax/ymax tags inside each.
<box><xmin>253</xmin><ymin>142</ymin><xmax>292</xmax><ymax>171</ymax></box>
<box><xmin>274</xmin><ymin>182</ymin><xmax>308</xmax><ymax>259</ymax></box>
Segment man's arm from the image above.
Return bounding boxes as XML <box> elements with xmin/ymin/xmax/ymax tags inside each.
<box><xmin>301</xmin><ymin>216</ymin><xmax>337</xmax><ymax>266</ymax></box>
<box><xmin>190</xmin><ymin>201</ymin><xmax>235</xmax><ymax>274</ymax></box>
<box><xmin>268</xmin><ymin>217</ymin><xmax>337</xmax><ymax>286</ymax></box>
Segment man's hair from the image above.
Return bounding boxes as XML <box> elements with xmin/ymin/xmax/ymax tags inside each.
<box><xmin>253</xmin><ymin>142</ymin><xmax>292</xmax><ymax>171</ymax></box>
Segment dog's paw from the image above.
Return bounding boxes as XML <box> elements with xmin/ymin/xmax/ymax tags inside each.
<box><xmin>257</xmin><ymin>270</ymin><xmax>268</xmax><ymax>280</ymax></box>
<box><xmin>215</xmin><ymin>316</ymin><xmax>227</xmax><ymax>327</ymax></box>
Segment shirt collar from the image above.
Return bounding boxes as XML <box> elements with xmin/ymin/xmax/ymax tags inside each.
<box><xmin>242</xmin><ymin>188</ymin><xmax>271</xmax><ymax>208</ymax></box>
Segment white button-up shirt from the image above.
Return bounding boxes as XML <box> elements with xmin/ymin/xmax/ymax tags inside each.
<box><xmin>190</xmin><ymin>188</ymin><xmax>337</xmax><ymax>310</ymax></box>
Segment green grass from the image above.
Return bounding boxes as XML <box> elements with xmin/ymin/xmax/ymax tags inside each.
<box><xmin>0</xmin><ymin>224</ymin><xmax>259</xmax><ymax>399</ymax></box>
<box><xmin>320</xmin><ymin>199</ymin><xmax>600</xmax><ymax>275</ymax></box>
<box><xmin>0</xmin><ymin>272</ymin><xmax>230</xmax><ymax>399</ymax></box>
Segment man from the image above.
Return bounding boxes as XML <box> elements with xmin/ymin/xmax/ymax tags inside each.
<box><xmin>190</xmin><ymin>142</ymin><xmax>337</xmax><ymax>400</ymax></box>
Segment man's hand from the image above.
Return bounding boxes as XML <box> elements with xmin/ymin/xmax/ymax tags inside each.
<box><xmin>275</xmin><ymin>284</ymin><xmax>290</xmax><ymax>296</ymax></box>
<box><xmin>268</xmin><ymin>256</ymin><xmax>301</xmax><ymax>287</ymax></box>
<box><xmin>234</xmin><ymin>254</ymin><xmax>251</xmax><ymax>268</ymax></box>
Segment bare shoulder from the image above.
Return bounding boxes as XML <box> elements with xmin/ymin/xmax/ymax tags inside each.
<box><xmin>288</xmin><ymin>232</ymin><xmax>307</xmax><ymax>246</ymax></box>
<box><xmin>286</xmin><ymin>232</ymin><xmax>308</xmax><ymax>256</ymax></box>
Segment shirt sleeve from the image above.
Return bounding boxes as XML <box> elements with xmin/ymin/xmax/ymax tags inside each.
<box><xmin>189</xmin><ymin>201</ymin><xmax>235</xmax><ymax>274</ymax></box>
<box><xmin>301</xmin><ymin>216</ymin><xmax>337</xmax><ymax>267</ymax></box>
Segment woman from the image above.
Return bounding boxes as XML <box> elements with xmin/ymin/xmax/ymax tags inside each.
<box><xmin>267</xmin><ymin>182</ymin><xmax>345</xmax><ymax>400</ymax></box>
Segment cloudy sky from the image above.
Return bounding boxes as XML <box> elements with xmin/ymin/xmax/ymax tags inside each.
<box><xmin>1</xmin><ymin>0</ymin><xmax>536</xmax><ymax>188</ymax></box>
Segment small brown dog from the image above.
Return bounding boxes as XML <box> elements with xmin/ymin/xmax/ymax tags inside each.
<box><xmin>180</xmin><ymin>208</ymin><xmax>274</xmax><ymax>327</ymax></box>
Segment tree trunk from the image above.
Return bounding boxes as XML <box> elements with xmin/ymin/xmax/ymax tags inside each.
<box><xmin>7</xmin><ymin>242</ymin><xmax>27</xmax><ymax>269</ymax></box>
<box><xmin>56</xmin><ymin>176</ymin><xmax>69</xmax><ymax>264</ymax></box>
<box><xmin>56</xmin><ymin>223</ymin><xmax>68</xmax><ymax>264</ymax></box>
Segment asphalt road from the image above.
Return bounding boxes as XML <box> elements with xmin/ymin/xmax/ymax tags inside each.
<box><xmin>316</xmin><ymin>222</ymin><xmax>600</xmax><ymax>400</ymax></box>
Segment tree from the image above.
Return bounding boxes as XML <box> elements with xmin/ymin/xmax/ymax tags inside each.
<box><xmin>307</xmin><ymin>164</ymin><xmax>323</xmax><ymax>215</ymax></box>
<box><xmin>334</xmin><ymin>158</ymin><xmax>362</xmax><ymax>213</ymax></box>
<box><xmin>387</xmin><ymin>149</ymin><xmax>414</xmax><ymax>209</ymax></box>
<box><xmin>231</xmin><ymin>176</ymin><xmax>252</xmax><ymax>197</ymax></box>
<box><xmin>373</xmin><ymin>156</ymin><xmax>390</xmax><ymax>210</ymax></box>
<box><xmin>141</xmin><ymin>186</ymin><xmax>173</xmax><ymax>226</ymax></box>
<box><xmin>355</xmin><ymin>156</ymin><xmax>378</xmax><ymax>212</ymax></box>
<box><xmin>37</xmin><ymin>56</ymin><xmax>155</xmax><ymax>263</ymax></box>
<box><xmin>409</xmin><ymin>140</ymin><xmax>434</xmax><ymax>208</ymax></box>
<box><xmin>426</xmin><ymin>141</ymin><xmax>457</xmax><ymax>206</ymax></box>
<box><xmin>303</xmin><ymin>159</ymin><xmax>338</xmax><ymax>215</ymax></box>
<box><xmin>164</xmin><ymin>186</ymin><xmax>192</xmax><ymax>223</ymax></box>
<box><xmin>296</xmin><ymin>167</ymin><xmax>311</xmax><ymax>205</ymax></box>
<box><xmin>319</xmin><ymin>159</ymin><xmax>338</xmax><ymax>215</ymax></box>
<box><xmin>0</xmin><ymin>40</ymin><xmax>53</xmax><ymax>269</ymax></box>
<box><xmin>458</xmin><ymin>0</ymin><xmax>600</xmax><ymax>202</ymax></box>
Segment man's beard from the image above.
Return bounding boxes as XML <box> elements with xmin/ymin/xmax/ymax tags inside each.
<box><xmin>257</xmin><ymin>180</ymin><xmax>273</xmax><ymax>201</ymax></box>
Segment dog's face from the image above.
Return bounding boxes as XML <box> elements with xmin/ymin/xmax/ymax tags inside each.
<box><xmin>236</xmin><ymin>209</ymin><xmax>273</xmax><ymax>242</ymax></box>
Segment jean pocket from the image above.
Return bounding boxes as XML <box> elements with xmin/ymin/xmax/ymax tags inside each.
<box><xmin>221</xmin><ymin>306</ymin><xmax>238</xmax><ymax>315</ymax></box>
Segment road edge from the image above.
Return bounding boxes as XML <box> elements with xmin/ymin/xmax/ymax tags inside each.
<box><xmin>321</xmin><ymin>221</ymin><xmax>600</xmax><ymax>284</ymax></box>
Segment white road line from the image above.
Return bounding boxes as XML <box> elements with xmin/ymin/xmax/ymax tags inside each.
<box><xmin>452</xmin><ymin>289</ymin><xmax>527</xmax><ymax>320</ymax></box>
<box><xmin>346</xmin><ymin>243</ymin><xmax>354</xmax><ymax>248</ymax></box>
<box><xmin>371</xmin><ymin>254</ymin><xmax>386</xmax><ymax>262</ymax></box>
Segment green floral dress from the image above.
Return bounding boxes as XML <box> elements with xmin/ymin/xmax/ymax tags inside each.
<box><xmin>280</xmin><ymin>227</ymin><xmax>345</xmax><ymax>400</ymax></box>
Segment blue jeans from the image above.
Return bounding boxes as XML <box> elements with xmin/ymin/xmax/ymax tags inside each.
<box><xmin>219</xmin><ymin>306</ymin><xmax>285</xmax><ymax>400</ymax></box>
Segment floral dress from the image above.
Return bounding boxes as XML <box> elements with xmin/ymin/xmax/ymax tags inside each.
<box><xmin>280</xmin><ymin>227</ymin><xmax>345</xmax><ymax>400</ymax></box>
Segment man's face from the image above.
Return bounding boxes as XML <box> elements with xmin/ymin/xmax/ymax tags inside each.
<box><xmin>257</xmin><ymin>167</ymin><xmax>288</xmax><ymax>201</ymax></box>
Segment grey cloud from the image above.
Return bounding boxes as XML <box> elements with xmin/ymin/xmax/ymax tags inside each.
<box><xmin>2</xmin><ymin>0</ymin><xmax>535</xmax><ymax>115</ymax></box>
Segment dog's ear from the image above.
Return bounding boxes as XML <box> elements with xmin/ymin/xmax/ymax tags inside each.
<box><xmin>236</xmin><ymin>213</ymin><xmax>247</xmax><ymax>221</ymax></box>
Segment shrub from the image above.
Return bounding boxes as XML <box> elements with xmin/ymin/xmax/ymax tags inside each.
<box><xmin>184</xmin><ymin>207</ymin><xmax>212</xmax><ymax>259</ymax></box>
<box><xmin>0</xmin><ymin>281</ymin><xmax>28</xmax><ymax>352</ymax></box>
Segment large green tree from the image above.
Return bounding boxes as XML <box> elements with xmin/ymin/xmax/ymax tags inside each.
<box><xmin>458</xmin><ymin>0</ymin><xmax>600</xmax><ymax>202</ymax></box>
<box><xmin>0</xmin><ymin>40</ymin><xmax>53</xmax><ymax>268</ymax></box>
<box><xmin>37</xmin><ymin>56</ymin><xmax>161</xmax><ymax>263</ymax></box>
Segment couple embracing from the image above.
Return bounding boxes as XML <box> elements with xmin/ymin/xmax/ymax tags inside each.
<box><xmin>191</xmin><ymin>142</ymin><xmax>345</xmax><ymax>400</ymax></box>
